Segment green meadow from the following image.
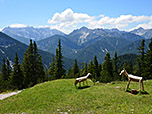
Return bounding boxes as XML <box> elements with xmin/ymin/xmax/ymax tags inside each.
<box><xmin>0</xmin><ymin>79</ymin><xmax>152</xmax><ymax>114</ymax></box>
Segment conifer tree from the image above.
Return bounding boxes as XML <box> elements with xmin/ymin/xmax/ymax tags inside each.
<box><xmin>33</xmin><ymin>41</ymin><xmax>45</xmax><ymax>84</ymax></box>
<box><xmin>80</xmin><ymin>63</ymin><xmax>87</xmax><ymax>76</ymax></box>
<box><xmin>94</xmin><ymin>56</ymin><xmax>100</xmax><ymax>80</ymax></box>
<box><xmin>48</xmin><ymin>57</ymin><xmax>56</xmax><ymax>80</ymax></box>
<box><xmin>98</xmin><ymin>64</ymin><xmax>102</xmax><ymax>73</ymax></box>
<box><xmin>55</xmin><ymin>39</ymin><xmax>66</xmax><ymax>79</ymax></box>
<box><xmin>100</xmin><ymin>53</ymin><xmax>113</xmax><ymax>83</ymax></box>
<box><xmin>22</xmin><ymin>40</ymin><xmax>45</xmax><ymax>88</ymax></box>
<box><xmin>72</xmin><ymin>59</ymin><xmax>80</xmax><ymax>78</ymax></box>
<box><xmin>136</xmin><ymin>39</ymin><xmax>145</xmax><ymax>76</ymax></box>
<box><xmin>6</xmin><ymin>58</ymin><xmax>12</xmax><ymax>78</ymax></box>
<box><xmin>127</xmin><ymin>61</ymin><xmax>133</xmax><ymax>74</ymax></box>
<box><xmin>113</xmin><ymin>52</ymin><xmax>119</xmax><ymax>80</ymax></box>
<box><xmin>88</xmin><ymin>60</ymin><xmax>96</xmax><ymax>84</ymax></box>
<box><xmin>67</xmin><ymin>67</ymin><xmax>73</xmax><ymax>78</ymax></box>
<box><xmin>12</xmin><ymin>53</ymin><xmax>24</xmax><ymax>89</ymax></box>
<box><xmin>1</xmin><ymin>59</ymin><xmax>7</xmax><ymax>80</ymax></box>
<box><xmin>144</xmin><ymin>38</ymin><xmax>152</xmax><ymax>79</ymax></box>
<box><xmin>22</xmin><ymin>40</ymin><xmax>33</xmax><ymax>87</ymax></box>
<box><xmin>121</xmin><ymin>61</ymin><xmax>127</xmax><ymax>81</ymax></box>
<box><xmin>88</xmin><ymin>60</ymin><xmax>94</xmax><ymax>75</ymax></box>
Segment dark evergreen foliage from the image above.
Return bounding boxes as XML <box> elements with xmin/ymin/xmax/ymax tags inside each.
<box><xmin>1</xmin><ymin>36</ymin><xmax>152</xmax><ymax>91</ymax></box>
<box><xmin>135</xmin><ymin>39</ymin><xmax>145</xmax><ymax>76</ymax></box>
<box><xmin>48</xmin><ymin>57</ymin><xmax>56</xmax><ymax>80</ymax></box>
<box><xmin>1</xmin><ymin>59</ymin><xmax>7</xmax><ymax>81</ymax></box>
<box><xmin>100</xmin><ymin>53</ymin><xmax>113</xmax><ymax>83</ymax></box>
<box><xmin>22</xmin><ymin>40</ymin><xmax>45</xmax><ymax>88</ymax></box>
<box><xmin>72</xmin><ymin>59</ymin><xmax>80</xmax><ymax>78</ymax></box>
<box><xmin>144</xmin><ymin>38</ymin><xmax>152</xmax><ymax>79</ymax></box>
<box><xmin>55</xmin><ymin>39</ymin><xmax>66</xmax><ymax>79</ymax></box>
<box><xmin>94</xmin><ymin>56</ymin><xmax>100</xmax><ymax>80</ymax></box>
<box><xmin>80</xmin><ymin>63</ymin><xmax>87</xmax><ymax>76</ymax></box>
<box><xmin>6</xmin><ymin>58</ymin><xmax>12</xmax><ymax>78</ymax></box>
<box><xmin>11</xmin><ymin>53</ymin><xmax>24</xmax><ymax>90</ymax></box>
<box><xmin>113</xmin><ymin>52</ymin><xmax>120</xmax><ymax>81</ymax></box>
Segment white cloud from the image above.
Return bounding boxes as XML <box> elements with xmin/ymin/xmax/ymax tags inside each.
<box><xmin>9</xmin><ymin>24</ymin><xmax>27</xmax><ymax>28</ymax></box>
<box><xmin>48</xmin><ymin>8</ymin><xmax>95</xmax><ymax>33</ymax></box>
<box><xmin>48</xmin><ymin>8</ymin><xmax>152</xmax><ymax>34</ymax></box>
<box><xmin>38</xmin><ymin>25</ymin><xmax>49</xmax><ymax>28</ymax></box>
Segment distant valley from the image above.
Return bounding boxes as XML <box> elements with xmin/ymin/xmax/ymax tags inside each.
<box><xmin>1</xmin><ymin>26</ymin><xmax>152</xmax><ymax>66</ymax></box>
<box><xmin>0</xmin><ymin>32</ymin><xmax>74</xmax><ymax>70</ymax></box>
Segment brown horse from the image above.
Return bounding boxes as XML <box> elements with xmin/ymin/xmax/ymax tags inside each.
<box><xmin>120</xmin><ymin>68</ymin><xmax>144</xmax><ymax>94</ymax></box>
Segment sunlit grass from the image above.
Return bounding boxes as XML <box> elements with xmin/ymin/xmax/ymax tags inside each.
<box><xmin>0</xmin><ymin>79</ymin><xmax>152</xmax><ymax>113</ymax></box>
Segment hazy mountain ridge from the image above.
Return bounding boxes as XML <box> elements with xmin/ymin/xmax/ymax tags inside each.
<box><xmin>68</xmin><ymin>27</ymin><xmax>143</xmax><ymax>47</ymax></box>
<box><xmin>0</xmin><ymin>32</ymin><xmax>74</xmax><ymax>70</ymax></box>
<box><xmin>2</xmin><ymin>26</ymin><xmax>66</xmax><ymax>44</ymax></box>
<box><xmin>131</xmin><ymin>27</ymin><xmax>152</xmax><ymax>39</ymax></box>
<box><xmin>1</xmin><ymin>26</ymin><xmax>151</xmax><ymax>64</ymax></box>
<box><xmin>37</xmin><ymin>27</ymin><xmax>145</xmax><ymax>63</ymax></box>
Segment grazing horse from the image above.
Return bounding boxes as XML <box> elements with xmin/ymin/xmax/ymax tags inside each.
<box><xmin>120</xmin><ymin>68</ymin><xmax>144</xmax><ymax>94</ymax></box>
<box><xmin>75</xmin><ymin>73</ymin><xmax>91</xmax><ymax>88</ymax></box>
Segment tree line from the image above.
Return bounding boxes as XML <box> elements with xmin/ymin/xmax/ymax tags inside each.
<box><xmin>0</xmin><ymin>38</ymin><xmax>152</xmax><ymax>91</ymax></box>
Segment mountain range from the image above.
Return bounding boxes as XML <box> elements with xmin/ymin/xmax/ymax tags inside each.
<box><xmin>131</xmin><ymin>27</ymin><xmax>152</xmax><ymax>39</ymax></box>
<box><xmin>37</xmin><ymin>27</ymin><xmax>147</xmax><ymax>63</ymax></box>
<box><xmin>2</xmin><ymin>26</ymin><xmax>65</xmax><ymax>44</ymax></box>
<box><xmin>1</xmin><ymin>26</ymin><xmax>152</xmax><ymax>65</ymax></box>
<box><xmin>0</xmin><ymin>32</ymin><xmax>74</xmax><ymax>70</ymax></box>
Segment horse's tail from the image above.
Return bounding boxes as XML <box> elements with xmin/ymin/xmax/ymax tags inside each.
<box><xmin>75</xmin><ymin>80</ymin><xmax>79</xmax><ymax>86</ymax></box>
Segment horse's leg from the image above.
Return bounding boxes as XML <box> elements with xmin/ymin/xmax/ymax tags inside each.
<box><xmin>79</xmin><ymin>81</ymin><xmax>81</xmax><ymax>88</ymax></box>
<box><xmin>142</xmin><ymin>80</ymin><xmax>144</xmax><ymax>91</ymax></box>
<box><xmin>139</xmin><ymin>80</ymin><xmax>141</xmax><ymax>94</ymax></box>
<box><xmin>126</xmin><ymin>79</ymin><xmax>130</xmax><ymax>91</ymax></box>
<box><xmin>86</xmin><ymin>79</ymin><xmax>88</xmax><ymax>86</ymax></box>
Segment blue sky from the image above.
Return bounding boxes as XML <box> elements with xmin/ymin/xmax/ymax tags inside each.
<box><xmin>0</xmin><ymin>0</ymin><xmax>152</xmax><ymax>33</ymax></box>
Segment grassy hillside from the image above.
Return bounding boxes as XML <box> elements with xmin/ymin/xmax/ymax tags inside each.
<box><xmin>0</xmin><ymin>79</ymin><xmax>152</xmax><ymax>113</ymax></box>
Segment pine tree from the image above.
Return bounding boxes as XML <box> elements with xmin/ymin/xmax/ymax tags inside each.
<box><xmin>55</xmin><ymin>39</ymin><xmax>66</xmax><ymax>79</ymax></box>
<box><xmin>22</xmin><ymin>40</ymin><xmax>34</xmax><ymax>87</ymax></box>
<box><xmin>6</xmin><ymin>58</ymin><xmax>12</xmax><ymax>78</ymax></box>
<box><xmin>67</xmin><ymin>67</ymin><xmax>73</xmax><ymax>78</ymax></box>
<box><xmin>80</xmin><ymin>63</ymin><xmax>87</xmax><ymax>76</ymax></box>
<box><xmin>100</xmin><ymin>53</ymin><xmax>113</xmax><ymax>83</ymax></box>
<box><xmin>98</xmin><ymin>64</ymin><xmax>102</xmax><ymax>73</ymax></box>
<box><xmin>88</xmin><ymin>60</ymin><xmax>96</xmax><ymax>84</ymax></box>
<box><xmin>12</xmin><ymin>53</ymin><xmax>24</xmax><ymax>90</ymax></box>
<box><xmin>121</xmin><ymin>61</ymin><xmax>127</xmax><ymax>81</ymax></box>
<box><xmin>94</xmin><ymin>56</ymin><xmax>100</xmax><ymax>80</ymax></box>
<box><xmin>33</xmin><ymin>41</ymin><xmax>45</xmax><ymax>84</ymax></box>
<box><xmin>127</xmin><ymin>61</ymin><xmax>133</xmax><ymax>74</ymax></box>
<box><xmin>48</xmin><ymin>57</ymin><xmax>56</xmax><ymax>80</ymax></box>
<box><xmin>136</xmin><ymin>39</ymin><xmax>145</xmax><ymax>77</ymax></box>
<box><xmin>113</xmin><ymin>52</ymin><xmax>120</xmax><ymax>80</ymax></box>
<box><xmin>88</xmin><ymin>60</ymin><xmax>94</xmax><ymax>75</ymax></box>
<box><xmin>22</xmin><ymin>40</ymin><xmax>45</xmax><ymax>88</ymax></box>
<box><xmin>144</xmin><ymin>38</ymin><xmax>152</xmax><ymax>79</ymax></box>
<box><xmin>72</xmin><ymin>59</ymin><xmax>80</xmax><ymax>78</ymax></box>
<box><xmin>1</xmin><ymin>59</ymin><xmax>7</xmax><ymax>81</ymax></box>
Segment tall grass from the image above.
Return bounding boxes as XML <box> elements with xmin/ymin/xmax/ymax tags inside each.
<box><xmin>0</xmin><ymin>79</ymin><xmax>152</xmax><ymax>113</ymax></box>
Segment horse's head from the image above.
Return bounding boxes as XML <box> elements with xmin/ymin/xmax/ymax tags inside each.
<box><xmin>119</xmin><ymin>68</ymin><xmax>126</xmax><ymax>75</ymax></box>
<box><xmin>87</xmin><ymin>73</ymin><xmax>91</xmax><ymax>77</ymax></box>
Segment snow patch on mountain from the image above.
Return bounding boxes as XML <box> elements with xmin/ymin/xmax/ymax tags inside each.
<box><xmin>100</xmin><ymin>47</ymin><xmax>109</xmax><ymax>53</ymax></box>
<box><xmin>0</xmin><ymin>49</ymin><xmax>5</xmax><ymax>54</ymax></box>
<box><xmin>105</xmin><ymin>48</ymin><xmax>109</xmax><ymax>52</ymax></box>
<box><xmin>80</xmin><ymin>32</ymin><xmax>89</xmax><ymax>39</ymax></box>
<box><xmin>0</xmin><ymin>44</ymin><xmax>16</xmax><ymax>48</ymax></box>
